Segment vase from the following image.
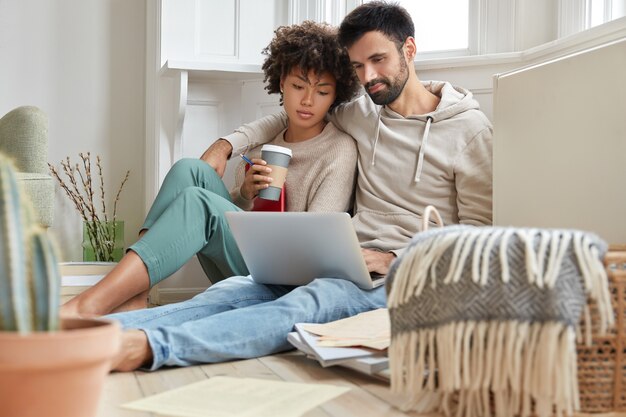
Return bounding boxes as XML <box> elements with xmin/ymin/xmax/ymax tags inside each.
<box><xmin>0</xmin><ymin>318</ymin><xmax>120</xmax><ymax>417</ymax></box>
<box><xmin>82</xmin><ymin>220</ymin><xmax>125</xmax><ymax>262</ymax></box>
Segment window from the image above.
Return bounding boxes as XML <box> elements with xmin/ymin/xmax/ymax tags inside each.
<box><xmin>587</xmin><ymin>0</ymin><xmax>626</xmax><ymax>28</ymax></box>
<box><xmin>363</xmin><ymin>0</ymin><xmax>472</xmax><ymax>58</ymax></box>
<box><xmin>396</xmin><ymin>0</ymin><xmax>470</xmax><ymax>54</ymax></box>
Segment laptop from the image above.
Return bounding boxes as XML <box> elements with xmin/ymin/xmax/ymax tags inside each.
<box><xmin>225</xmin><ymin>211</ymin><xmax>386</xmax><ymax>290</ymax></box>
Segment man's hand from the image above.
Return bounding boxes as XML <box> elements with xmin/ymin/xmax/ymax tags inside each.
<box><xmin>200</xmin><ymin>139</ymin><xmax>233</xmax><ymax>178</ymax></box>
<box><xmin>361</xmin><ymin>248</ymin><xmax>396</xmax><ymax>275</ymax></box>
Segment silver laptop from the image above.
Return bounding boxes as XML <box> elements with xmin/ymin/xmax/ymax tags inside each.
<box><xmin>225</xmin><ymin>212</ymin><xmax>386</xmax><ymax>290</ymax></box>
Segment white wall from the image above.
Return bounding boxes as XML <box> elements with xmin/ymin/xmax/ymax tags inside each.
<box><xmin>0</xmin><ymin>0</ymin><xmax>147</xmax><ymax>261</ymax></box>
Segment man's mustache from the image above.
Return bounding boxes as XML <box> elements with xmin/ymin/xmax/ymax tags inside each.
<box><xmin>364</xmin><ymin>78</ymin><xmax>390</xmax><ymax>91</ymax></box>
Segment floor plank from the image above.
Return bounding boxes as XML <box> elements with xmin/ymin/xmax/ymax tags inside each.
<box><xmin>198</xmin><ymin>357</ymin><xmax>279</xmax><ymax>380</ymax></box>
<box><xmin>135</xmin><ymin>366</ymin><xmax>208</xmax><ymax>397</ymax></box>
<box><xmin>259</xmin><ymin>352</ymin><xmax>414</xmax><ymax>417</ymax></box>
<box><xmin>97</xmin><ymin>372</ymin><xmax>152</xmax><ymax>417</ymax></box>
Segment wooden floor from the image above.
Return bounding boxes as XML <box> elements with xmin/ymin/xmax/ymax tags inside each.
<box><xmin>98</xmin><ymin>351</ymin><xmax>423</xmax><ymax>417</ymax></box>
<box><xmin>98</xmin><ymin>351</ymin><xmax>626</xmax><ymax>417</ymax></box>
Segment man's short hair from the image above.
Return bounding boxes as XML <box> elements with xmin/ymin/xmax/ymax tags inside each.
<box><xmin>338</xmin><ymin>1</ymin><xmax>415</xmax><ymax>49</ymax></box>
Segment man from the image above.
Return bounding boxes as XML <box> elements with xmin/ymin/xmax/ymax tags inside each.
<box><xmin>112</xmin><ymin>1</ymin><xmax>492</xmax><ymax>371</ymax></box>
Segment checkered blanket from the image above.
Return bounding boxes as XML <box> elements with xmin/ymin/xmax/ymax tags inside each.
<box><xmin>386</xmin><ymin>225</ymin><xmax>612</xmax><ymax>417</ymax></box>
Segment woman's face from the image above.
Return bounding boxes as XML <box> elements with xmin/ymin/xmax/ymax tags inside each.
<box><xmin>280</xmin><ymin>67</ymin><xmax>337</xmax><ymax>132</ymax></box>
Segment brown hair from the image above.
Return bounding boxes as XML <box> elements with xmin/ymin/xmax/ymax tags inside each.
<box><xmin>262</xmin><ymin>21</ymin><xmax>360</xmax><ymax>111</ymax></box>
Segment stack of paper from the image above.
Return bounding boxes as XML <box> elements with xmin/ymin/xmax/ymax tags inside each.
<box><xmin>299</xmin><ymin>308</ymin><xmax>390</xmax><ymax>349</ymax></box>
<box><xmin>289</xmin><ymin>308</ymin><xmax>390</xmax><ymax>378</ymax></box>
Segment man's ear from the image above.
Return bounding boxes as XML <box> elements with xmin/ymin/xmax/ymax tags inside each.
<box><xmin>403</xmin><ymin>36</ymin><xmax>417</xmax><ymax>60</ymax></box>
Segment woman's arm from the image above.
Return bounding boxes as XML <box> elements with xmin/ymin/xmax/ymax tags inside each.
<box><xmin>200</xmin><ymin>112</ymin><xmax>288</xmax><ymax>177</ymax></box>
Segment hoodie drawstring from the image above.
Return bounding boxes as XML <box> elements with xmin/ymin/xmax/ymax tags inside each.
<box><xmin>371</xmin><ymin>110</ymin><xmax>382</xmax><ymax>166</ymax></box>
<box><xmin>414</xmin><ymin>116</ymin><xmax>433</xmax><ymax>183</ymax></box>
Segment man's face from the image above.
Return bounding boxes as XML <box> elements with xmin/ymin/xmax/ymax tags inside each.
<box><xmin>347</xmin><ymin>31</ymin><xmax>410</xmax><ymax>106</ymax></box>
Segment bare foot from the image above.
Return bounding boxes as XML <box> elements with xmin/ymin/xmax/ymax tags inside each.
<box><xmin>111</xmin><ymin>330</ymin><xmax>153</xmax><ymax>372</ymax></box>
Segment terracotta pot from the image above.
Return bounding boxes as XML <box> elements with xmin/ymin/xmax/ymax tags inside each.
<box><xmin>0</xmin><ymin>318</ymin><xmax>120</xmax><ymax>417</ymax></box>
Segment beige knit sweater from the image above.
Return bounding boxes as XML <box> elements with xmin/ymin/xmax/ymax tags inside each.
<box><xmin>229</xmin><ymin>122</ymin><xmax>357</xmax><ymax>212</ymax></box>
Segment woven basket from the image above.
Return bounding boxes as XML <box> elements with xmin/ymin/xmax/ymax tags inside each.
<box><xmin>576</xmin><ymin>248</ymin><xmax>626</xmax><ymax>412</ymax></box>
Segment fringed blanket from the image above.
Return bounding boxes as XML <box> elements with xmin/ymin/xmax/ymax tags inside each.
<box><xmin>386</xmin><ymin>225</ymin><xmax>613</xmax><ymax>417</ymax></box>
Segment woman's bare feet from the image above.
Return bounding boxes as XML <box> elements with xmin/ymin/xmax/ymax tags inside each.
<box><xmin>111</xmin><ymin>330</ymin><xmax>154</xmax><ymax>372</ymax></box>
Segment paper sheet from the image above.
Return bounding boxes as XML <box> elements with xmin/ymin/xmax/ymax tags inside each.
<box><xmin>122</xmin><ymin>376</ymin><xmax>349</xmax><ymax>417</ymax></box>
<box><xmin>300</xmin><ymin>308</ymin><xmax>390</xmax><ymax>349</ymax></box>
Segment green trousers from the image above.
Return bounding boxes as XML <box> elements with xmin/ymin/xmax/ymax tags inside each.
<box><xmin>130</xmin><ymin>158</ymin><xmax>248</xmax><ymax>287</ymax></box>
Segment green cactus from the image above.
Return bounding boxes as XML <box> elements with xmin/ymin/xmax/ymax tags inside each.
<box><xmin>0</xmin><ymin>154</ymin><xmax>61</xmax><ymax>332</ymax></box>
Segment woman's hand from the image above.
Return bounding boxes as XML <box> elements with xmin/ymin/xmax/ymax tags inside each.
<box><xmin>240</xmin><ymin>158</ymin><xmax>273</xmax><ymax>200</ymax></box>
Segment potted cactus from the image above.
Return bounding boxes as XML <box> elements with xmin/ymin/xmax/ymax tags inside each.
<box><xmin>0</xmin><ymin>154</ymin><xmax>120</xmax><ymax>417</ymax></box>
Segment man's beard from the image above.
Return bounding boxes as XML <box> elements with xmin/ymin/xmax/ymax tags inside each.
<box><xmin>364</xmin><ymin>56</ymin><xmax>409</xmax><ymax>106</ymax></box>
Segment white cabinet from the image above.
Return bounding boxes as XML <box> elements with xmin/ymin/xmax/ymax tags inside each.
<box><xmin>161</xmin><ymin>0</ymin><xmax>288</xmax><ymax>66</ymax></box>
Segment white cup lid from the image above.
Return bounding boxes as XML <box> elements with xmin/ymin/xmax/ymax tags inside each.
<box><xmin>261</xmin><ymin>144</ymin><xmax>292</xmax><ymax>157</ymax></box>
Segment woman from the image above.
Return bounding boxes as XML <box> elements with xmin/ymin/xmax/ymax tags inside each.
<box><xmin>62</xmin><ymin>21</ymin><xmax>360</xmax><ymax>317</ymax></box>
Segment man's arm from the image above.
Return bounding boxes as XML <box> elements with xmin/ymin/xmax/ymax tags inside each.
<box><xmin>200</xmin><ymin>112</ymin><xmax>289</xmax><ymax>177</ymax></box>
<box><xmin>200</xmin><ymin>139</ymin><xmax>233</xmax><ymax>178</ymax></box>
<box><xmin>455</xmin><ymin>126</ymin><xmax>493</xmax><ymax>225</ymax></box>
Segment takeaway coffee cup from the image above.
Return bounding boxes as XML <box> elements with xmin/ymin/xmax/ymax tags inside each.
<box><xmin>258</xmin><ymin>144</ymin><xmax>292</xmax><ymax>201</ymax></box>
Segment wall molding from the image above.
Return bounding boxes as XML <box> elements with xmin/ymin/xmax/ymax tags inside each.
<box><xmin>256</xmin><ymin>101</ymin><xmax>281</xmax><ymax>119</ymax></box>
<box><xmin>145</xmin><ymin>0</ymin><xmax>162</xmax><ymax>305</ymax></box>
<box><xmin>179</xmin><ymin>99</ymin><xmax>223</xmax><ymax>160</ymax></box>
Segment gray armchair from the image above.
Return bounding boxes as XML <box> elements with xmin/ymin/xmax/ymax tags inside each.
<box><xmin>0</xmin><ymin>106</ymin><xmax>54</xmax><ymax>227</ymax></box>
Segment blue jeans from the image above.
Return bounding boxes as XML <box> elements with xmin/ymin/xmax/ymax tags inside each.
<box><xmin>131</xmin><ymin>158</ymin><xmax>248</xmax><ymax>286</ymax></box>
<box><xmin>107</xmin><ymin>276</ymin><xmax>386</xmax><ymax>370</ymax></box>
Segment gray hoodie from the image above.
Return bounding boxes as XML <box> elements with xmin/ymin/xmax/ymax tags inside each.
<box><xmin>224</xmin><ymin>81</ymin><xmax>492</xmax><ymax>257</ymax></box>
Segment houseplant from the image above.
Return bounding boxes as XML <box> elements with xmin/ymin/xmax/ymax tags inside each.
<box><xmin>49</xmin><ymin>152</ymin><xmax>130</xmax><ymax>261</ymax></box>
<box><xmin>0</xmin><ymin>154</ymin><xmax>120</xmax><ymax>417</ymax></box>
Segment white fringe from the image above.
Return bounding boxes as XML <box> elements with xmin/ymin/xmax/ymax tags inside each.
<box><xmin>390</xmin><ymin>321</ymin><xmax>580</xmax><ymax>417</ymax></box>
<box><xmin>388</xmin><ymin>228</ymin><xmax>613</xmax><ymax>417</ymax></box>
